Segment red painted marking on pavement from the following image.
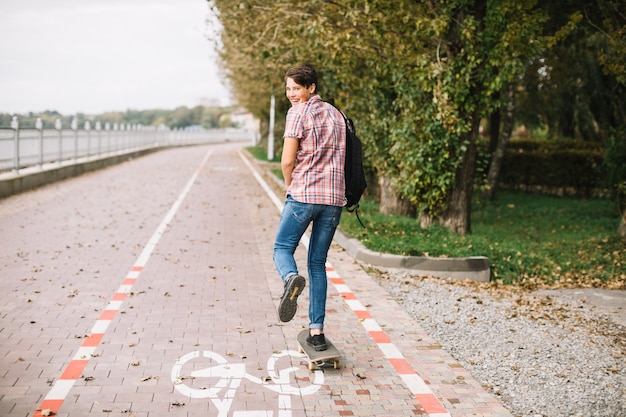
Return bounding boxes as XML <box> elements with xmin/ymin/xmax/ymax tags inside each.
<box><xmin>415</xmin><ymin>394</ymin><xmax>449</xmax><ymax>414</ymax></box>
<box><xmin>32</xmin><ymin>149</ymin><xmax>213</xmax><ymax>417</ymax></box>
<box><xmin>34</xmin><ymin>400</ymin><xmax>63</xmax><ymax>417</ymax></box>
<box><xmin>99</xmin><ymin>310</ymin><xmax>117</xmax><ymax>320</ymax></box>
<box><xmin>111</xmin><ymin>292</ymin><xmax>126</xmax><ymax>301</ymax></box>
<box><xmin>390</xmin><ymin>358</ymin><xmax>414</xmax><ymax>374</ymax></box>
<box><xmin>353</xmin><ymin>310</ymin><xmax>371</xmax><ymax>319</ymax></box>
<box><xmin>60</xmin><ymin>360</ymin><xmax>88</xmax><ymax>380</ymax></box>
<box><xmin>368</xmin><ymin>331</ymin><xmax>391</xmax><ymax>344</ymax></box>
<box><xmin>81</xmin><ymin>333</ymin><xmax>104</xmax><ymax>347</ymax></box>
<box><xmin>325</xmin><ymin>263</ymin><xmax>451</xmax><ymax>416</ymax></box>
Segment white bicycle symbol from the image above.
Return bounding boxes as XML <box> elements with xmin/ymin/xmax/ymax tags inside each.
<box><xmin>171</xmin><ymin>349</ymin><xmax>323</xmax><ymax>417</ymax></box>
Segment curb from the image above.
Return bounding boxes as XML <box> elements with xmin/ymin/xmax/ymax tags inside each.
<box><xmin>333</xmin><ymin>229</ymin><xmax>490</xmax><ymax>282</ymax></box>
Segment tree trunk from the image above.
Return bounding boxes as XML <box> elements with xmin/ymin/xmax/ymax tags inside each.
<box><xmin>482</xmin><ymin>82</ymin><xmax>516</xmax><ymax>200</ymax></box>
<box><xmin>488</xmin><ymin>91</ymin><xmax>501</xmax><ymax>153</ymax></box>
<box><xmin>378</xmin><ymin>175</ymin><xmax>416</xmax><ymax>217</ymax></box>
<box><xmin>440</xmin><ymin>115</ymin><xmax>480</xmax><ymax>235</ymax></box>
<box><xmin>367</xmin><ymin>170</ymin><xmax>381</xmax><ymax>204</ymax></box>
<box><xmin>619</xmin><ymin>211</ymin><xmax>626</xmax><ymax>239</ymax></box>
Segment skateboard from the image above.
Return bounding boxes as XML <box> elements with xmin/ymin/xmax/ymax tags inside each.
<box><xmin>296</xmin><ymin>329</ymin><xmax>341</xmax><ymax>371</ymax></box>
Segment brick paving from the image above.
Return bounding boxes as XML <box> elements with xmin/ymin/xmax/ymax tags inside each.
<box><xmin>0</xmin><ymin>142</ymin><xmax>513</xmax><ymax>417</ymax></box>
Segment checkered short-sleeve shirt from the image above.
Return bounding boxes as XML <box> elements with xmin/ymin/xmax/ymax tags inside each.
<box><xmin>284</xmin><ymin>95</ymin><xmax>347</xmax><ymax>207</ymax></box>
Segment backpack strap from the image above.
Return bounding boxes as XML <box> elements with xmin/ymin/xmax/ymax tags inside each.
<box><xmin>346</xmin><ymin>204</ymin><xmax>366</xmax><ymax>228</ymax></box>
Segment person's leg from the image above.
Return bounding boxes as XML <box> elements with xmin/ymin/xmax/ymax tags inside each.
<box><xmin>273</xmin><ymin>196</ymin><xmax>313</xmax><ymax>322</ymax></box>
<box><xmin>273</xmin><ymin>196</ymin><xmax>312</xmax><ymax>281</ymax></box>
<box><xmin>307</xmin><ymin>204</ymin><xmax>342</xmax><ymax>334</ymax></box>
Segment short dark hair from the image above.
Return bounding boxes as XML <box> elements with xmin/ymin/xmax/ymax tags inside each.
<box><xmin>285</xmin><ymin>64</ymin><xmax>317</xmax><ymax>93</ymax></box>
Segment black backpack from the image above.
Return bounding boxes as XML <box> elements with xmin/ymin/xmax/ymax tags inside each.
<box><xmin>336</xmin><ymin>108</ymin><xmax>367</xmax><ymax>227</ymax></box>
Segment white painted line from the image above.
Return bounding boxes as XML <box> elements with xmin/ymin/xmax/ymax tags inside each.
<box><xmin>401</xmin><ymin>373</ymin><xmax>433</xmax><ymax>394</ymax></box>
<box><xmin>33</xmin><ymin>149</ymin><xmax>214</xmax><ymax>417</ymax></box>
<box><xmin>90</xmin><ymin>320</ymin><xmax>111</xmax><ymax>335</ymax></box>
<box><xmin>361</xmin><ymin>318</ymin><xmax>383</xmax><ymax>332</ymax></box>
<box><xmin>377</xmin><ymin>343</ymin><xmax>404</xmax><ymax>359</ymax></box>
<box><xmin>333</xmin><ymin>283</ymin><xmax>351</xmax><ymax>293</ymax></box>
<box><xmin>117</xmin><ymin>284</ymin><xmax>133</xmax><ymax>293</ymax></box>
<box><xmin>345</xmin><ymin>299</ymin><xmax>367</xmax><ymax>312</ymax></box>
<box><xmin>44</xmin><ymin>380</ymin><xmax>75</xmax><ymax>400</ymax></box>
<box><xmin>104</xmin><ymin>300</ymin><xmax>123</xmax><ymax>311</ymax></box>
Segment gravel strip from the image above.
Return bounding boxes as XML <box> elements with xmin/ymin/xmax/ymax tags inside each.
<box><xmin>370</xmin><ymin>269</ymin><xmax>625</xmax><ymax>417</ymax></box>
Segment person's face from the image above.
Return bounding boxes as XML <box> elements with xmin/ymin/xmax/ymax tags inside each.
<box><xmin>285</xmin><ymin>77</ymin><xmax>315</xmax><ymax>106</ymax></box>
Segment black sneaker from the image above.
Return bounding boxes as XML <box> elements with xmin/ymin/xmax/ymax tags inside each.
<box><xmin>278</xmin><ymin>274</ymin><xmax>305</xmax><ymax>322</ymax></box>
<box><xmin>306</xmin><ymin>333</ymin><xmax>328</xmax><ymax>351</ymax></box>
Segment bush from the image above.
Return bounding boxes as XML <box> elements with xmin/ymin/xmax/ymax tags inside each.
<box><xmin>497</xmin><ymin>138</ymin><xmax>605</xmax><ymax>196</ymax></box>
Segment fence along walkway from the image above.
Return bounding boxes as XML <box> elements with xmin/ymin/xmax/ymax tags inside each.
<box><xmin>0</xmin><ymin>116</ymin><xmax>254</xmax><ymax>174</ymax></box>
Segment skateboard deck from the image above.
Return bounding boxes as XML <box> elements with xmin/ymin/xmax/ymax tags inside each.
<box><xmin>296</xmin><ymin>329</ymin><xmax>341</xmax><ymax>370</ymax></box>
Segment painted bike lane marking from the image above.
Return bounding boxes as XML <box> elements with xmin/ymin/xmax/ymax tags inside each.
<box><xmin>240</xmin><ymin>150</ymin><xmax>451</xmax><ymax>417</ymax></box>
<box><xmin>32</xmin><ymin>150</ymin><xmax>213</xmax><ymax>417</ymax></box>
<box><xmin>171</xmin><ymin>349</ymin><xmax>324</xmax><ymax>417</ymax></box>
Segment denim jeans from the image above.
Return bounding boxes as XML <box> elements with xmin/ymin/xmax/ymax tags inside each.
<box><xmin>273</xmin><ymin>195</ymin><xmax>343</xmax><ymax>330</ymax></box>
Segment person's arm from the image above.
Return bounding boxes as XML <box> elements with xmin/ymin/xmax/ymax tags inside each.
<box><xmin>281</xmin><ymin>137</ymin><xmax>298</xmax><ymax>190</ymax></box>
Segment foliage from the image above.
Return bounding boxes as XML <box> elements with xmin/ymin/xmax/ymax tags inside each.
<box><xmin>339</xmin><ymin>192</ymin><xmax>625</xmax><ymax>288</ymax></box>
<box><xmin>210</xmin><ymin>0</ymin><xmax>575</xmax><ymax>234</ymax></box>
<box><xmin>211</xmin><ymin>0</ymin><xmax>623</xmax><ymax>235</ymax></box>
<box><xmin>595</xmin><ymin>0</ymin><xmax>626</xmax><ymax>85</ymax></box>
<box><xmin>497</xmin><ymin>138</ymin><xmax>605</xmax><ymax>194</ymax></box>
<box><xmin>516</xmin><ymin>0</ymin><xmax>625</xmax><ymax>140</ymax></box>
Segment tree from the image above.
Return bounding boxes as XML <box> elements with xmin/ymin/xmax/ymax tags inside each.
<box><xmin>209</xmin><ymin>0</ymin><xmax>583</xmax><ymax>235</ymax></box>
<box><xmin>388</xmin><ymin>0</ymin><xmax>561</xmax><ymax>233</ymax></box>
<box><xmin>592</xmin><ymin>0</ymin><xmax>626</xmax><ymax>238</ymax></box>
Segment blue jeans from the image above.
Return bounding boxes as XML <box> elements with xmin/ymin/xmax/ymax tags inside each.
<box><xmin>273</xmin><ymin>196</ymin><xmax>342</xmax><ymax>330</ymax></box>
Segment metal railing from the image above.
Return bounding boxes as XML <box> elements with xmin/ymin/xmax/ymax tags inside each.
<box><xmin>0</xmin><ymin>116</ymin><xmax>254</xmax><ymax>174</ymax></box>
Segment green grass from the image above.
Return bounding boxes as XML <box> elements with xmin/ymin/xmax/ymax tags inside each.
<box><xmin>340</xmin><ymin>192</ymin><xmax>625</xmax><ymax>288</ymax></box>
<box><xmin>246</xmin><ymin>145</ymin><xmax>281</xmax><ymax>163</ymax></box>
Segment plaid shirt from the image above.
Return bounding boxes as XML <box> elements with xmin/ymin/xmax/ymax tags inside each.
<box><xmin>284</xmin><ymin>95</ymin><xmax>346</xmax><ymax>206</ymax></box>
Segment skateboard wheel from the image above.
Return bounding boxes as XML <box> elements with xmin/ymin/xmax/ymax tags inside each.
<box><xmin>333</xmin><ymin>361</ymin><xmax>340</xmax><ymax>369</ymax></box>
<box><xmin>298</xmin><ymin>346</ymin><xmax>304</xmax><ymax>354</ymax></box>
<box><xmin>308</xmin><ymin>362</ymin><xmax>316</xmax><ymax>371</ymax></box>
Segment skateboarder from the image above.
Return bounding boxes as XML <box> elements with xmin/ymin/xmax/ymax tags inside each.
<box><xmin>273</xmin><ymin>64</ymin><xmax>347</xmax><ymax>352</ymax></box>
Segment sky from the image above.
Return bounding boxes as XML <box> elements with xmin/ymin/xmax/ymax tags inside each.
<box><xmin>0</xmin><ymin>0</ymin><xmax>231</xmax><ymax>115</ymax></box>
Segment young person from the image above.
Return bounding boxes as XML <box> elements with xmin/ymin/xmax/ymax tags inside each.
<box><xmin>273</xmin><ymin>64</ymin><xmax>346</xmax><ymax>351</ymax></box>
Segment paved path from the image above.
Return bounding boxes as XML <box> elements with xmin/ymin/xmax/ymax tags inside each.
<box><xmin>0</xmin><ymin>143</ymin><xmax>512</xmax><ymax>417</ymax></box>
